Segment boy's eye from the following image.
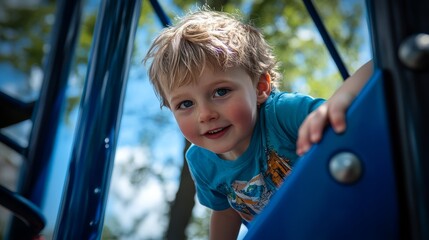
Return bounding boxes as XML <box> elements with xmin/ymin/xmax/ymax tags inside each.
<box><xmin>214</xmin><ymin>88</ymin><xmax>230</xmax><ymax>97</ymax></box>
<box><xmin>178</xmin><ymin>100</ymin><xmax>193</xmax><ymax>109</ymax></box>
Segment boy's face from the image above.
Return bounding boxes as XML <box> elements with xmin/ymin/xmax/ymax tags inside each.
<box><xmin>167</xmin><ymin>67</ymin><xmax>267</xmax><ymax>160</ymax></box>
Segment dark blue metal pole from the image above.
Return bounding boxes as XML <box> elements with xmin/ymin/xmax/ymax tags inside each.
<box><xmin>303</xmin><ymin>0</ymin><xmax>350</xmax><ymax>80</ymax></box>
<box><xmin>6</xmin><ymin>0</ymin><xmax>83</xmax><ymax>238</ymax></box>
<box><xmin>367</xmin><ymin>0</ymin><xmax>429</xmax><ymax>238</ymax></box>
<box><xmin>149</xmin><ymin>0</ymin><xmax>171</xmax><ymax>27</ymax></box>
<box><xmin>53</xmin><ymin>0</ymin><xmax>142</xmax><ymax>239</ymax></box>
<box><xmin>0</xmin><ymin>185</ymin><xmax>46</xmax><ymax>237</ymax></box>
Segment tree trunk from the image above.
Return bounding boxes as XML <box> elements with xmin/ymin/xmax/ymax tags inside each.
<box><xmin>166</xmin><ymin>139</ymin><xmax>195</xmax><ymax>240</ymax></box>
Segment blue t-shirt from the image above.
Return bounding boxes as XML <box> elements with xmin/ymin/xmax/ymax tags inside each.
<box><xmin>186</xmin><ymin>90</ymin><xmax>324</xmax><ymax>222</ymax></box>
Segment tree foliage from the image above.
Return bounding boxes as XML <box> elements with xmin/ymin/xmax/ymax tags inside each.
<box><xmin>0</xmin><ymin>1</ymin><xmax>55</xmax><ymax>73</ymax></box>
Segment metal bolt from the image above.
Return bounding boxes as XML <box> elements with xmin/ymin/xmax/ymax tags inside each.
<box><xmin>329</xmin><ymin>152</ymin><xmax>362</xmax><ymax>184</ymax></box>
<box><xmin>399</xmin><ymin>33</ymin><xmax>429</xmax><ymax>70</ymax></box>
<box><xmin>104</xmin><ymin>138</ymin><xmax>110</xmax><ymax>149</ymax></box>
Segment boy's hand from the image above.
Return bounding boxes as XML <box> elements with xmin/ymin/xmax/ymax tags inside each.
<box><xmin>296</xmin><ymin>60</ymin><xmax>373</xmax><ymax>156</ymax></box>
<box><xmin>296</xmin><ymin>92</ymin><xmax>354</xmax><ymax>156</ymax></box>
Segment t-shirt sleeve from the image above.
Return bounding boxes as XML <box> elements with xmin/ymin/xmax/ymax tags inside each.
<box><xmin>185</xmin><ymin>145</ymin><xmax>231</xmax><ymax>211</ymax></box>
<box><xmin>273</xmin><ymin>92</ymin><xmax>325</xmax><ymax>143</ymax></box>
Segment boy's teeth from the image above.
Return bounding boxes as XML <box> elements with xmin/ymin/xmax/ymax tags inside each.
<box><xmin>209</xmin><ymin>128</ymin><xmax>223</xmax><ymax>134</ymax></box>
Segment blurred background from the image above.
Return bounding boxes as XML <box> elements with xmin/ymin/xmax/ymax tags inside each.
<box><xmin>0</xmin><ymin>0</ymin><xmax>371</xmax><ymax>239</ymax></box>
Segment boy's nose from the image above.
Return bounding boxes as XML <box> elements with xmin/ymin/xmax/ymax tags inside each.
<box><xmin>198</xmin><ymin>105</ymin><xmax>218</xmax><ymax>123</ymax></box>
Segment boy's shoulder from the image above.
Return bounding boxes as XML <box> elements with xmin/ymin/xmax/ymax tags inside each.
<box><xmin>262</xmin><ymin>90</ymin><xmax>325</xmax><ymax>138</ymax></box>
<box><xmin>269</xmin><ymin>90</ymin><xmax>317</xmax><ymax>100</ymax></box>
<box><xmin>266</xmin><ymin>90</ymin><xmax>324</xmax><ymax>111</ymax></box>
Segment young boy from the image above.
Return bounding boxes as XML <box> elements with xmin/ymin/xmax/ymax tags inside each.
<box><xmin>144</xmin><ymin>8</ymin><xmax>372</xmax><ymax>239</ymax></box>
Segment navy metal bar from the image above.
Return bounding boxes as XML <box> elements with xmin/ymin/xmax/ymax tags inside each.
<box><xmin>53</xmin><ymin>0</ymin><xmax>142</xmax><ymax>238</ymax></box>
<box><xmin>0</xmin><ymin>185</ymin><xmax>46</xmax><ymax>236</ymax></box>
<box><xmin>367</xmin><ymin>0</ymin><xmax>429</xmax><ymax>238</ymax></box>
<box><xmin>149</xmin><ymin>0</ymin><xmax>171</xmax><ymax>27</ymax></box>
<box><xmin>0</xmin><ymin>132</ymin><xmax>25</xmax><ymax>154</ymax></box>
<box><xmin>0</xmin><ymin>91</ymin><xmax>34</xmax><ymax>128</ymax></box>
<box><xmin>303</xmin><ymin>0</ymin><xmax>350</xmax><ymax>80</ymax></box>
<box><xmin>6</xmin><ymin>0</ymin><xmax>84</xmax><ymax>238</ymax></box>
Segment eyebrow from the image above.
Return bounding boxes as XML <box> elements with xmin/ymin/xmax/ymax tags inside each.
<box><xmin>168</xmin><ymin>92</ymin><xmax>188</xmax><ymax>106</ymax></box>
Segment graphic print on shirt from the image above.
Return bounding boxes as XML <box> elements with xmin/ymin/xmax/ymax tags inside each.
<box><xmin>217</xmin><ymin>149</ymin><xmax>292</xmax><ymax>222</ymax></box>
<box><xmin>266</xmin><ymin>150</ymin><xmax>293</xmax><ymax>187</ymax></box>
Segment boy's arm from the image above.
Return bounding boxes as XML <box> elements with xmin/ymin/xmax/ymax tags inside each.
<box><xmin>210</xmin><ymin>208</ymin><xmax>242</xmax><ymax>240</ymax></box>
<box><xmin>296</xmin><ymin>60</ymin><xmax>373</xmax><ymax>156</ymax></box>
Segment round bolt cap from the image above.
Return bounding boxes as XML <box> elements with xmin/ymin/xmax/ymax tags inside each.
<box><xmin>329</xmin><ymin>152</ymin><xmax>362</xmax><ymax>184</ymax></box>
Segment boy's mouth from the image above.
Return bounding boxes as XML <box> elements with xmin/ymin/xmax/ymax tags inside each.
<box><xmin>208</xmin><ymin>128</ymin><xmax>224</xmax><ymax>134</ymax></box>
<box><xmin>204</xmin><ymin>126</ymin><xmax>231</xmax><ymax>138</ymax></box>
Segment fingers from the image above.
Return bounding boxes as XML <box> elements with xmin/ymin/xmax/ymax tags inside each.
<box><xmin>297</xmin><ymin>104</ymin><xmax>328</xmax><ymax>156</ymax></box>
<box><xmin>328</xmin><ymin>93</ymin><xmax>353</xmax><ymax>133</ymax></box>
<box><xmin>308</xmin><ymin>106</ymin><xmax>328</xmax><ymax>142</ymax></box>
<box><xmin>328</xmin><ymin>104</ymin><xmax>346</xmax><ymax>133</ymax></box>
<box><xmin>296</xmin><ymin>95</ymin><xmax>351</xmax><ymax>156</ymax></box>
<box><xmin>296</xmin><ymin>120</ymin><xmax>310</xmax><ymax>156</ymax></box>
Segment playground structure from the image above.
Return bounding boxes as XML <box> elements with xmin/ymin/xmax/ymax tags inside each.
<box><xmin>0</xmin><ymin>0</ymin><xmax>428</xmax><ymax>239</ymax></box>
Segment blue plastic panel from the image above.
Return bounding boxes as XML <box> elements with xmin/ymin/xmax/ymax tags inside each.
<box><xmin>245</xmin><ymin>70</ymin><xmax>399</xmax><ymax>239</ymax></box>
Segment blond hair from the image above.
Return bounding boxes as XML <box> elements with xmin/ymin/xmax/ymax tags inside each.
<box><xmin>143</xmin><ymin>8</ymin><xmax>280</xmax><ymax>108</ymax></box>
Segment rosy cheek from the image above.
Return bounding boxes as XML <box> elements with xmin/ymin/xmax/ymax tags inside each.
<box><xmin>229</xmin><ymin>102</ymin><xmax>256</xmax><ymax>125</ymax></box>
<box><xmin>176</xmin><ymin>117</ymin><xmax>196</xmax><ymax>141</ymax></box>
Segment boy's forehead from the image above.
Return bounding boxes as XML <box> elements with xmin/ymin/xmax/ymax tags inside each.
<box><xmin>174</xmin><ymin>66</ymin><xmax>234</xmax><ymax>85</ymax></box>
<box><xmin>168</xmin><ymin>66</ymin><xmax>253</xmax><ymax>90</ymax></box>
<box><xmin>166</xmin><ymin>63</ymin><xmax>217</xmax><ymax>89</ymax></box>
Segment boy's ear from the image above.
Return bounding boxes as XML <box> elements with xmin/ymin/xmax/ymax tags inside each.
<box><xmin>256</xmin><ymin>73</ymin><xmax>272</xmax><ymax>104</ymax></box>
